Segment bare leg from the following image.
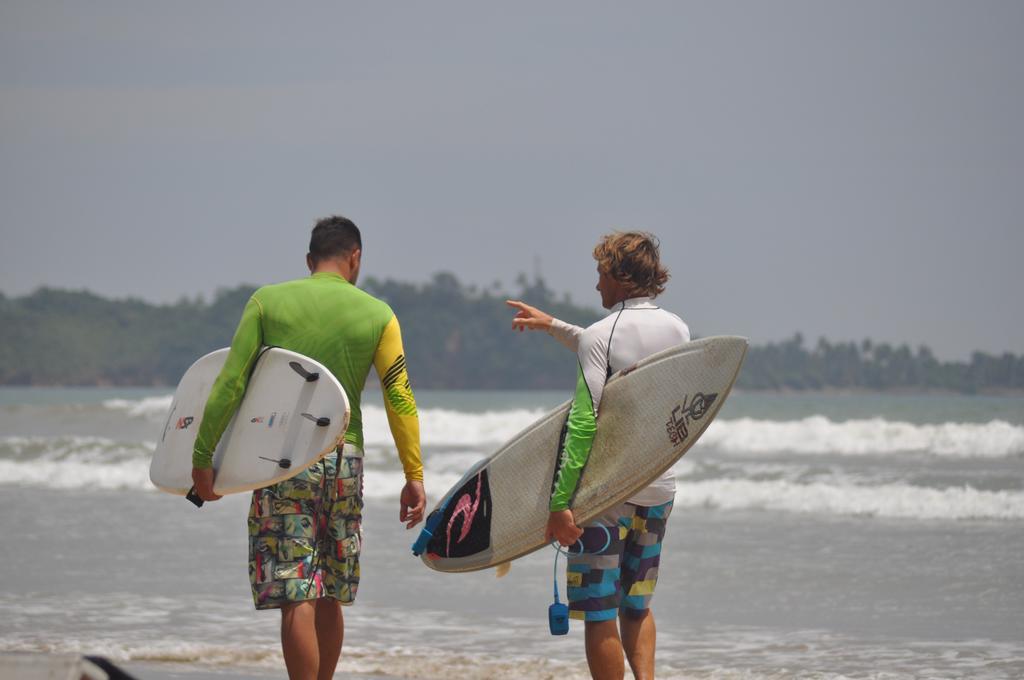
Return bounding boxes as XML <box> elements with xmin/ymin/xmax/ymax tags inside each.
<box><xmin>281</xmin><ymin>601</ymin><xmax>319</xmax><ymax>680</ymax></box>
<box><xmin>620</xmin><ymin>610</ymin><xmax>656</xmax><ymax>680</ymax></box>
<box><xmin>584</xmin><ymin>619</ymin><xmax>625</xmax><ymax>680</ymax></box>
<box><xmin>314</xmin><ymin>598</ymin><xmax>344</xmax><ymax>680</ymax></box>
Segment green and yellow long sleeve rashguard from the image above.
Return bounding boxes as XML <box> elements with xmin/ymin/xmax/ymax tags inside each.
<box><xmin>191</xmin><ymin>272</ymin><xmax>423</xmax><ymax>482</ymax></box>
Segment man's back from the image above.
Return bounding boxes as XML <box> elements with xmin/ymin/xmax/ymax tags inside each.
<box><xmin>193</xmin><ymin>271</ymin><xmax>421</xmax><ymax>481</ymax></box>
<box><xmin>255</xmin><ymin>272</ymin><xmax>395</xmax><ymax>449</ymax></box>
<box><xmin>580</xmin><ymin>298</ymin><xmax>690</xmax><ymax>381</ymax></box>
<box><xmin>560</xmin><ymin>297</ymin><xmax>690</xmax><ymax>506</ymax></box>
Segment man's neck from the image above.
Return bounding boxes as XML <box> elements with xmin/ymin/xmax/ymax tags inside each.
<box><xmin>607</xmin><ymin>291</ymin><xmax>637</xmax><ymax>309</ymax></box>
<box><xmin>312</xmin><ymin>262</ymin><xmax>354</xmax><ymax>283</ymax></box>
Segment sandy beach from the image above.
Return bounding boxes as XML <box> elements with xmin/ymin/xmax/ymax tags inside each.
<box><xmin>0</xmin><ymin>653</ymin><xmax>401</xmax><ymax>680</ymax></box>
<box><xmin>122</xmin><ymin>661</ymin><xmax>399</xmax><ymax>680</ymax></box>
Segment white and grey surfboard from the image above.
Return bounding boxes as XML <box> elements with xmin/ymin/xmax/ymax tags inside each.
<box><xmin>149</xmin><ymin>347</ymin><xmax>350</xmax><ymax>497</ymax></box>
<box><xmin>413</xmin><ymin>336</ymin><xmax>747</xmax><ymax>573</ymax></box>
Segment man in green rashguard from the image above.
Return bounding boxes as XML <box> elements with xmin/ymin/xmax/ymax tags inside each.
<box><xmin>190</xmin><ymin>215</ymin><xmax>426</xmax><ymax>680</ymax></box>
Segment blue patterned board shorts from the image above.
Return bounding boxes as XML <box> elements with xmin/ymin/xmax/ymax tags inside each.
<box><xmin>566</xmin><ymin>500</ymin><xmax>674</xmax><ymax>622</ymax></box>
<box><xmin>248</xmin><ymin>447</ymin><xmax>363</xmax><ymax>610</ymax></box>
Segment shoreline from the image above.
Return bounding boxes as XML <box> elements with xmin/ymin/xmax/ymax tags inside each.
<box><xmin>0</xmin><ymin>653</ymin><xmax>405</xmax><ymax>680</ymax></box>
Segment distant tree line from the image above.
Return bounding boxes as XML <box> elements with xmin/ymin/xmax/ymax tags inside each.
<box><xmin>0</xmin><ymin>285</ymin><xmax>254</xmax><ymax>386</ymax></box>
<box><xmin>0</xmin><ymin>275</ymin><xmax>596</xmax><ymax>389</ymax></box>
<box><xmin>741</xmin><ymin>333</ymin><xmax>1024</xmax><ymax>393</ymax></box>
<box><xmin>0</xmin><ymin>278</ymin><xmax>1021</xmax><ymax>393</ymax></box>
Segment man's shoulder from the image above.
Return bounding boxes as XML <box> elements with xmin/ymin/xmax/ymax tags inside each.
<box><xmin>348</xmin><ymin>285</ymin><xmax>394</xmax><ymax>317</ymax></box>
<box><xmin>578</xmin><ymin>303</ymin><xmax>690</xmax><ymax>347</ymax></box>
<box><xmin>654</xmin><ymin>307</ymin><xmax>690</xmax><ymax>338</ymax></box>
<box><xmin>578</xmin><ymin>313</ymin><xmax>616</xmax><ymax>350</ymax></box>
<box><xmin>251</xmin><ymin>277</ymin><xmax>307</xmax><ymax>297</ymax></box>
<box><xmin>254</xmin><ymin>278</ymin><xmax>392</xmax><ymax>313</ymax></box>
<box><xmin>583</xmin><ymin>315</ymin><xmax>612</xmax><ymax>334</ymax></box>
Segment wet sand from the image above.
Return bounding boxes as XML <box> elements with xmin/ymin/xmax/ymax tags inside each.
<box><xmin>0</xmin><ymin>653</ymin><xmax>402</xmax><ymax>680</ymax></box>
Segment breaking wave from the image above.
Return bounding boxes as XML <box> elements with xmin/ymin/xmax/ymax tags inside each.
<box><xmin>0</xmin><ymin>436</ymin><xmax>153</xmax><ymax>491</ymax></box>
<box><xmin>673</xmin><ymin>478</ymin><xmax>1024</xmax><ymax>521</ymax></box>
<box><xmin>102</xmin><ymin>395</ymin><xmax>174</xmax><ymax>419</ymax></box>
<box><xmin>100</xmin><ymin>395</ymin><xmax>548</xmax><ymax>447</ymax></box>
<box><xmin>2</xmin><ymin>434</ymin><xmax>1021</xmax><ymax>521</ymax></box>
<box><xmin>2</xmin><ymin>396</ymin><xmax>1020</xmax><ymax>521</ymax></box>
<box><xmin>700</xmin><ymin>416</ymin><xmax>1024</xmax><ymax>458</ymax></box>
<box><xmin>97</xmin><ymin>396</ymin><xmax>1024</xmax><ymax>458</ymax></box>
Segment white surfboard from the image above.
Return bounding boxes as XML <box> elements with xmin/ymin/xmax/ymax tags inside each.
<box><xmin>149</xmin><ymin>347</ymin><xmax>350</xmax><ymax>497</ymax></box>
<box><xmin>412</xmin><ymin>335</ymin><xmax>747</xmax><ymax>572</ymax></box>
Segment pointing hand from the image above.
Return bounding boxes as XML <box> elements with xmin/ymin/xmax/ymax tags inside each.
<box><xmin>506</xmin><ymin>300</ymin><xmax>554</xmax><ymax>333</ymax></box>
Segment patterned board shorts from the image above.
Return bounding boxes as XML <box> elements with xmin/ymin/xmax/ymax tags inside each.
<box><xmin>248</xmin><ymin>447</ymin><xmax>363</xmax><ymax>610</ymax></box>
<box><xmin>566</xmin><ymin>500</ymin><xmax>674</xmax><ymax>622</ymax></box>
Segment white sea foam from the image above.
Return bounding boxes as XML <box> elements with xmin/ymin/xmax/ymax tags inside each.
<box><xmin>362</xmin><ymin>404</ymin><xmax>547</xmax><ymax>447</ymax></box>
<box><xmin>701</xmin><ymin>416</ymin><xmax>1024</xmax><ymax>458</ymax></box>
<box><xmin>360</xmin><ymin>468</ymin><xmax>468</xmax><ymax>502</ymax></box>
<box><xmin>674</xmin><ymin>478</ymin><xmax>1024</xmax><ymax>520</ymax></box>
<box><xmin>0</xmin><ymin>435</ymin><xmax>153</xmax><ymax>462</ymax></box>
<box><xmin>100</xmin><ymin>394</ymin><xmax>1024</xmax><ymax>458</ymax></box>
<box><xmin>102</xmin><ymin>395</ymin><xmax>174</xmax><ymax>419</ymax></box>
<box><xmin>100</xmin><ymin>395</ymin><xmax>548</xmax><ymax>446</ymax></box>
<box><xmin>0</xmin><ymin>436</ymin><xmax>154</xmax><ymax>491</ymax></box>
<box><xmin>4</xmin><ymin>435</ymin><xmax>1019</xmax><ymax>522</ymax></box>
<box><xmin>0</xmin><ymin>458</ymin><xmax>152</xmax><ymax>491</ymax></box>
<box><xmin>11</xmin><ymin>399</ymin><xmax>1023</xmax><ymax>521</ymax></box>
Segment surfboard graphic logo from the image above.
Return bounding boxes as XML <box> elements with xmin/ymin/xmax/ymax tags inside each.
<box><xmin>447</xmin><ymin>472</ymin><xmax>483</xmax><ymax>555</ymax></box>
<box><xmin>429</xmin><ymin>470</ymin><xmax>492</xmax><ymax>558</ymax></box>
<box><xmin>175</xmin><ymin>416</ymin><xmax>194</xmax><ymax>430</ymax></box>
<box><xmin>665</xmin><ymin>392</ymin><xmax>717</xmax><ymax>445</ymax></box>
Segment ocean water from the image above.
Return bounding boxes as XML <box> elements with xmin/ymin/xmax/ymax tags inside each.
<box><xmin>1</xmin><ymin>388</ymin><xmax>1022</xmax><ymax>679</ymax></box>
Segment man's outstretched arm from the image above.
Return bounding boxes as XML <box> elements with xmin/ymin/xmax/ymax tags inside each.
<box><xmin>506</xmin><ymin>299</ymin><xmax>583</xmax><ymax>351</ymax></box>
<box><xmin>373</xmin><ymin>315</ymin><xmax>425</xmax><ymax>528</ymax></box>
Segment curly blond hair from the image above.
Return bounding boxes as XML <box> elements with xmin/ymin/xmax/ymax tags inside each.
<box><xmin>593</xmin><ymin>231</ymin><xmax>669</xmax><ymax>298</ymax></box>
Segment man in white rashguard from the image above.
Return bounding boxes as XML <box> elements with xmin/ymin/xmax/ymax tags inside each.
<box><xmin>507</xmin><ymin>231</ymin><xmax>690</xmax><ymax>680</ymax></box>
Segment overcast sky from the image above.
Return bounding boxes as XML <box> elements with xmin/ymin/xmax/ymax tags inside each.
<box><xmin>2</xmin><ymin>2</ymin><xmax>1022</xmax><ymax>359</ymax></box>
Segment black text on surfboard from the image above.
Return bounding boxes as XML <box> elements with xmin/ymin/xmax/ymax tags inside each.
<box><xmin>665</xmin><ymin>392</ymin><xmax>718</xmax><ymax>446</ymax></box>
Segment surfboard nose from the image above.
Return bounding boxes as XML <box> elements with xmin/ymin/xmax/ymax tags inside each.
<box><xmin>701</xmin><ymin>335</ymin><xmax>749</xmax><ymax>369</ymax></box>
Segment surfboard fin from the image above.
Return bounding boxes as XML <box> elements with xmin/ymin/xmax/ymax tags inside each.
<box><xmin>289</xmin><ymin>361</ymin><xmax>321</xmax><ymax>382</ymax></box>
<box><xmin>494</xmin><ymin>562</ymin><xmax>512</xmax><ymax>578</ymax></box>
<box><xmin>301</xmin><ymin>413</ymin><xmax>331</xmax><ymax>427</ymax></box>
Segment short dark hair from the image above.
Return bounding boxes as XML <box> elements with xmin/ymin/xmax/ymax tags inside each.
<box><xmin>309</xmin><ymin>215</ymin><xmax>362</xmax><ymax>265</ymax></box>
